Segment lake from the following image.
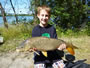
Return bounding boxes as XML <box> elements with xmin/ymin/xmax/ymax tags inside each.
<box><xmin>0</xmin><ymin>16</ymin><xmax>34</xmax><ymax>26</ymax></box>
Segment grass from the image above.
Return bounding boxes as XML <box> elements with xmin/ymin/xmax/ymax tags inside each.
<box><xmin>0</xmin><ymin>38</ymin><xmax>24</xmax><ymax>53</ymax></box>
<box><xmin>0</xmin><ymin>23</ymin><xmax>90</xmax><ymax>64</ymax></box>
<box><xmin>0</xmin><ymin>35</ymin><xmax>90</xmax><ymax>64</ymax></box>
<box><xmin>0</xmin><ymin>23</ymin><xmax>33</xmax><ymax>53</ymax></box>
<box><xmin>60</xmin><ymin>36</ymin><xmax>90</xmax><ymax>64</ymax></box>
<box><xmin>0</xmin><ymin>23</ymin><xmax>33</xmax><ymax>41</ymax></box>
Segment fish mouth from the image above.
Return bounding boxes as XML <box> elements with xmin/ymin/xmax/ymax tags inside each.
<box><xmin>16</xmin><ymin>49</ymin><xmax>21</xmax><ymax>52</ymax></box>
<box><xmin>16</xmin><ymin>47</ymin><xmax>26</xmax><ymax>52</ymax></box>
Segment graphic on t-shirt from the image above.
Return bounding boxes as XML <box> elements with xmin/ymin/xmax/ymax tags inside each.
<box><xmin>41</xmin><ymin>33</ymin><xmax>50</xmax><ymax>38</ymax></box>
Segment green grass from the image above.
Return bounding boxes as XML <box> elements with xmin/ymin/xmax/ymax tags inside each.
<box><xmin>56</xmin><ymin>27</ymin><xmax>90</xmax><ymax>38</ymax></box>
<box><xmin>0</xmin><ymin>23</ymin><xmax>33</xmax><ymax>53</ymax></box>
<box><xmin>60</xmin><ymin>36</ymin><xmax>90</xmax><ymax>64</ymax></box>
<box><xmin>0</xmin><ymin>23</ymin><xmax>33</xmax><ymax>41</ymax></box>
<box><xmin>0</xmin><ymin>35</ymin><xmax>90</xmax><ymax>64</ymax></box>
<box><xmin>0</xmin><ymin>23</ymin><xmax>90</xmax><ymax>64</ymax></box>
<box><xmin>0</xmin><ymin>39</ymin><xmax>23</xmax><ymax>53</ymax></box>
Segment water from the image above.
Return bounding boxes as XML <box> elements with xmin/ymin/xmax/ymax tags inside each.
<box><xmin>0</xmin><ymin>16</ymin><xmax>33</xmax><ymax>26</ymax></box>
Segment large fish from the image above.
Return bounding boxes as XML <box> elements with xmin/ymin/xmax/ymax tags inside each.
<box><xmin>16</xmin><ymin>37</ymin><xmax>78</xmax><ymax>56</ymax></box>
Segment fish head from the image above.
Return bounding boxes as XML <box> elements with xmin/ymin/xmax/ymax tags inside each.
<box><xmin>16</xmin><ymin>40</ymin><xmax>31</xmax><ymax>52</ymax></box>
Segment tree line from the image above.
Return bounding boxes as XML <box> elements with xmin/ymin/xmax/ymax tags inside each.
<box><xmin>0</xmin><ymin>0</ymin><xmax>89</xmax><ymax>32</ymax></box>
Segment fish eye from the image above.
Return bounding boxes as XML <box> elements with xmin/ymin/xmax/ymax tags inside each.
<box><xmin>21</xmin><ymin>46</ymin><xmax>23</xmax><ymax>48</ymax></box>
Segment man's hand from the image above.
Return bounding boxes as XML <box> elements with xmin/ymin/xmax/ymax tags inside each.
<box><xmin>29</xmin><ymin>48</ymin><xmax>40</xmax><ymax>55</ymax></box>
<box><xmin>57</xmin><ymin>43</ymin><xmax>66</xmax><ymax>50</ymax></box>
<box><xmin>29</xmin><ymin>48</ymin><xmax>37</xmax><ymax>52</ymax></box>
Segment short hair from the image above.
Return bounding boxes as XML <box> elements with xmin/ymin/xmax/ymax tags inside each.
<box><xmin>37</xmin><ymin>5</ymin><xmax>51</xmax><ymax>16</ymax></box>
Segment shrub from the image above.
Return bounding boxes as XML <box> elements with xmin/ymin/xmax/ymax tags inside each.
<box><xmin>0</xmin><ymin>23</ymin><xmax>33</xmax><ymax>41</ymax></box>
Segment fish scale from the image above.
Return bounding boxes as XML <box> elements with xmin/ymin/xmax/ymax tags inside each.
<box><xmin>25</xmin><ymin>37</ymin><xmax>64</xmax><ymax>51</ymax></box>
<box><xmin>16</xmin><ymin>37</ymin><xmax>78</xmax><ymax>55</ymax></box>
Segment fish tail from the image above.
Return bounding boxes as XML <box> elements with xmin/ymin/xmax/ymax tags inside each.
<box><xmin>41</xmin><ymin>51</ymin><xmax>48</xmax><ymax>57</ymax></box>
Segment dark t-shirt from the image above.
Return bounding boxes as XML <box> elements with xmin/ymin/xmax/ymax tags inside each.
<box><xmin>32</xmin><ymin>24</ymin><xmax>64</xmax><ymax>63</ymax></box>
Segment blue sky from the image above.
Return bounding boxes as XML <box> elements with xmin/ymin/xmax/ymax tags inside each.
<box><xmin>0</xmin><ymin>0</ymin><xmax>32</xmax><ymax>14</ymax></box>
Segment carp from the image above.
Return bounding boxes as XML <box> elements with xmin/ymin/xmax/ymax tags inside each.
<box><xmin>16</xmin><ymin>37</ymin><xmax>78</xmax><ymax>56</ymax></box>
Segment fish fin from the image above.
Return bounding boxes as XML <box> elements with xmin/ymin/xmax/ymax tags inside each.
<box><xmin>66</xmin><ymin>42</ymin><xmax>79</xmax><ymax>55</ymax></box>
<box><xmin>66</xmin><ymin>47</ymin><xmax>75</xmax><ymax>55</ymax></box>
<box><xmin>32</xmin><ymin>50</ymin><xmax>40</xmax><ymax>55</ymax></box>
<box><xmin>72</xmin><ymin>45</ymin><xmax>78</xmax><ymax>49</ymax></box>
<box><xmin>42</xmin><ymin>51</ymin><xmax>47</xmax><ymax>57</ymax></box>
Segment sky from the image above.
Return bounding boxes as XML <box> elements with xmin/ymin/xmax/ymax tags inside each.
<box><xmin>0</xmin><ymin>0</ymin><xmax>89</xmax><ymax>14</ymax></box>
<box><xmin>0</xmin><ymin>0</ymin><xmax>32</xmax><ymax>14</ymax></box>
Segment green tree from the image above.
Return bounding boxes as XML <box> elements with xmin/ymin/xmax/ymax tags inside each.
<box><xmin>30</xmin><ymin>0</ymin><xmax>87</xmax><ymax>31</ymax></box>
<box><xmin>53</xmin><ymin>0</ymin><xmax>87</xmax><ymax>30</ymax></box>
<box><xmin>30</xmin><ymin>0</ymin><xmax>40</xmax><ymax>25</ymax></box>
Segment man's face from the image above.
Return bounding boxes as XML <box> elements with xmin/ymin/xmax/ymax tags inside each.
<box><xmin>37</xmin><ymin>9</ymin><xmax>50</xmax><ymax>25</ymax></box>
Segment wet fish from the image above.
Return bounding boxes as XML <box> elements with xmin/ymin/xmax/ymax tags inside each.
<box><xmin>16</xmin><ymin>37</ymin><xmax>78</xmax><ymax>56</ymax></box>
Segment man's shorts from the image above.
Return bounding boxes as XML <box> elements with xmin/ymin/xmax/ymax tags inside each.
<box><xmin>34</xmin><ymin>60</ymin><xmax>65</xmax><ymax>68</ymax></box>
